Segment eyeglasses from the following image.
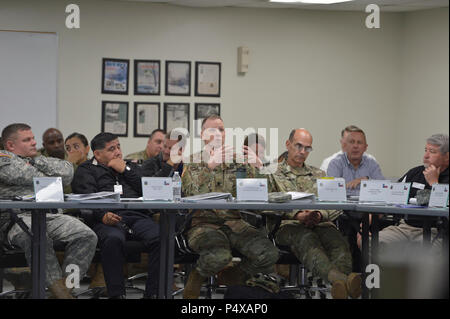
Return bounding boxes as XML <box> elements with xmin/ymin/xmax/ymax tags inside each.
<box><xmin>293</xmin><ymin>143</ymin><xmax>313</xmax><ymax>152</ymax></box>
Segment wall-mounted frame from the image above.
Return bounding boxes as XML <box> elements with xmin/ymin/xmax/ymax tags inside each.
<box><xmin>195</xmin><ymin>62</ymin><xmax>221</xmax><ymax>97</ymax></box>
<box><xmin>101</xmin><ymin>58</ymin><xmax>129</xmax><ymax>95</ymax></box>
<box><xmin>134</xmin><ymin>102</ymin><xmax>160</xmax><ymax>137</ymax></box>
<box><xmin>134</xmin><ymin>60</ymin><xmax>160</xmax><ymax>95</ymax></box>
<box><xmin>101</xmin><ymin>101</ymin><xmax>129</xmax><ymax>137</ymax></box>
<box><xmin>194</xmin><ymin>103</ymin><xmax>220</xmax><ymax>137</ymax></box>
<box><xmin>164</xmin><ymin>103</ymin><xmax>190</xmax><ymax>133</ymax></box>
<box><xmin>165</xmin><ymin>61</ymin><xmax>191</xmax><ymax>96</ymax></box>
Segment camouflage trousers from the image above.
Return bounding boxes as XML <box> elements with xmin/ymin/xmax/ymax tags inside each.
<box><xmin>6</xmin><ymin>213</ymin><xmax>98</xmax><ymax>287</ymax></box>
<box><xmin>275</xmin><ymin>224</ymin><xmax>352</xmax><ymax>283</ymax></box>
<box><xmin>187</xmin><ymin>219</ymin><xmax>279</xmax><ymax>278</ymax></box>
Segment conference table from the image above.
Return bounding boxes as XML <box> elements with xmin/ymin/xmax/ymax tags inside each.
<box><xmin>0</xmin><ymin>199</ymin><xmax>448</xmax><ymax>299</ymax></box>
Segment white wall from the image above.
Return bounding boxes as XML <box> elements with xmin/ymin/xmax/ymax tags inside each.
<box><xmin>0</xmin><ymin>0</ymin><xmax>448</xmax><ymax>178</ymax></box>
<box><xmin>396</xmin><ymin>8</ymin><xmax>449</xmax><ymax>175</ymax></box>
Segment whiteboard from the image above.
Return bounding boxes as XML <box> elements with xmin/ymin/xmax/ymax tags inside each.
<box><xmin>0</xmin><ymin>31</ymin><xmax>58</xmax><ymax>147</ymax></box>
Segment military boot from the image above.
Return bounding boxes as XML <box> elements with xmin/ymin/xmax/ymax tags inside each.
<box><xmin>346</xmin><ymin>273</ymin><xmax>362</xmax><ymax>299</ymax></box>
<box><xmin>217</xmin><ymin>265</ymin><xmax>249</xmax><ymax>286</ymax></box>
<box><xmin>48</xmin><ymin>278</ymin><xmax>75</xmax><ymax>299</ymax></box>
<box><xmin>328</xmin><ymin>269</ymin><xmax>348</xmax><ymax>299</ymax></box>
<box><xmin>3</xmin><ymin>267</ymin><xmax>32</xmax><ymax>291</ymax></box>
<box><xmin>183</xmin><ymin>268</ymin><xmax>206</xmax><ymax>299</ymax></box>
<box><xmin>89</xmin><ymin>264</ymin><xmax>106</xmax><ymax>289</ymax></box>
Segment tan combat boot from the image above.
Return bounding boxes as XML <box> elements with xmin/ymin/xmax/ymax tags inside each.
<box><xmin>183</xmin><ymin>268</ymin><xmax>206</xmax><ymax>299</ymax></box>
<box><xmin>346</xmin><ymin>273</ymin><xmax>362</xmax><ymax>299</ymax></box>
<box><xmin>217</xmin><ymin>265</ymin><xmax>248</xmax><ymax>286</ymax></box>
<box><xmin>48</xmin><ymin>278</ymin><xmax>75</xmax><ymax>299</ymax></box>
<box><xmin>328</xmin><ymin>269</ymin><xmax>348</xmax><ymax>299</ymax></box>
<box><xmin>89</xmin><ymin>264</ymin><xmax>106</xmax><ymax>289</ymax></box>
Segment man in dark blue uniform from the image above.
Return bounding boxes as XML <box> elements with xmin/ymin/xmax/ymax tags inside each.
<box><xmin>72</xmin><ymin>132</ymin><xmax>160</xmax><ymax>299</ymax></box>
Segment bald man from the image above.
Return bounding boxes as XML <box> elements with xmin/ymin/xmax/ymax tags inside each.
<box><xmin>37</xmin><ymin>128</ymin><xmax>66</xmax><ymax>160</ymax></box>
<box><xmin>267</xmin><ymin>129</ymin><xmax>361</xmax><ymax>299</ymax></box>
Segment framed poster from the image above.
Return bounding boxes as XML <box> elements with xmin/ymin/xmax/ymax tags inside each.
<box><xmin>134</xmin><ymin>60</ymin><xmax>160</xmax><ymax>95</ymax></box>
<box><xmin>134</xmin><ymin>102</ymin><xmax>160</xmax><ymax>137</ymax></box>
<box><xmin>194</xmin><ymin>103</ymin><xmax>220</xmax><ymax>137</ymax></box>
<box><xmin>101</xmin><ymin>101</ymin><xmax>129</xmax><ymax>137</ymax></box>
<box><xmin>195</xmin><ymin>62</ymin><xmax>221</xmax><ymax>97</ymax></box>
<box><xmin>101</xmin><ymin>58</ymin><xmax>129</xmax><ymax>94</ymax></box>
<box><xmin>165</xmin><ymin>61</ymin><xmax>191</xmax><ymax>96</ymax></box>
<box><xmin>163</xmin><ymin>103</ymin><xmax>190</xmax><ymax>133</ymax></box>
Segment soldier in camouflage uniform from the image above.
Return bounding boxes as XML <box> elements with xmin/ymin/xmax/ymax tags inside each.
<box><xmin>0</xmin><ymin>123</ymin><xmax>98</xmax><ymax>299</ymax></box>
<box><xmin>36</xmin><ymin>128</ymin><xmax>67</xmax><ymax>160</ymax></box>
<box><xmin>267</xmin><ymin>128</ymin><xmax>361</xmax><ymax>299</ymax></box>
<box><xmin>181</xmin><ymin>115</ymin><xmax>279</xmax><ymax>299</ymax></box>
<box><xmin>124</xmin><ymin>129</ymin><xmax>165</xmax><ymax>164</ymax></box>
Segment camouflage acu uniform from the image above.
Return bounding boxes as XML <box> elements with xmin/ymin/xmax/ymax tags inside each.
<box><xmin>36</xmin><ymin>148</ymin><xmax>72</xmax><ymax>193</ymax></box>
<box><xmin>0</xmin><ymin>150</ymin><xmax>97</xmax><ymax>287</ymax></box>
<box><xmin>124</xmin><ymin>149</ymin><xmax>149</xmax><ymax>162</ymax></box>
<box><xmin>36</xmin><ymin>147</ymin><xmax>68</xmax><ymax>160</ymax></box>
<box><xmin>182</xmin><ymin>151</ymin><xmax>279</xmax><ymax>278</ymax></box>
<box><xmin>267</xmin><ymin>160</ymin><xmax>352</xmax><ymax>282</ymax></box>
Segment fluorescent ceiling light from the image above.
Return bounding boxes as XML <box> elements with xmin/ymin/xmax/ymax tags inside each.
<box><xmin>269</xmin><ymin>0</ymin><xmax>354</xmax><ymax>4</ymax></box>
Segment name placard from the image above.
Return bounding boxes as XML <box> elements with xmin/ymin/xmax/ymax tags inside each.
<box><xmin>317</xmin><ymin>178</ymin><xmax>347</xmax><ymax>202</ymax></box>
<box><xmin>236</xmin><ymin>178</ymin><xmax>268</xmax><ymax>202</ymax></box>
<box><xmin>386</xmin><ymin>182</ymin><xmax>411</xmax><ymax>205</ymax></box>
<box><xmin>428</xmin><ymin>184</ymin><xmax>449</xmax><ymax>208</ymax></box>
<box><xmin>359</xmin><ymin>180</ymin><xmax>391</xmax><ymax>203</ymax></box>
<box><xmin>141</xmin><ymin>177</ymin><xmax>173</xmax><ymax>201</ymax></box>
<box><xmin>33</xmin><ymin>177</ymin><xmax>64</xmax><ymax>202</ymax></box>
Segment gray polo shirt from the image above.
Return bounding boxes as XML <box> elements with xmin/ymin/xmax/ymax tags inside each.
<box><xmin>327</xmin><ymin>152</ymin><xmax>385</xmax><ymax>196</ymax></box>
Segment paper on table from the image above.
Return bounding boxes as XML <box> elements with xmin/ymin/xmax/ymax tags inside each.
<box><xmin>286</xmin><ymin>192</ymin><xmax>314</xmax><ymax>200</ymax></box>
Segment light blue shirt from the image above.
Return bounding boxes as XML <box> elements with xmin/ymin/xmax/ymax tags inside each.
<box><xmin>327</xmin><ymin>153</ymin><xmax>385</xmax><ymax>196</ymax></box>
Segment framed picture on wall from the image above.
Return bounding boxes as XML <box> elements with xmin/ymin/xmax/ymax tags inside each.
<box><xmin>195</xmin><ymin>62</ymin><xmax>221</xmax><ymax>97</ymax></box>
<box><xmin>101</xmin><ymin>58</ymin><xmax>129</xmax><ymax>95</ymax></box>
<box><xmin>134</xmin><ymin>102</ymin><xmax>160</xmax><ymax>137</ymax></box>
<box><xmin>134</xmin><ymin>60</ymin><xmax>160</xmax><ymax>95</ymax></box>
<box><xmin>101</xmin><ymin>101</ymin><xmax>129</xmax><ymax>137</ymax></box>
<box><xmin>164</xmin><ymin>103</ymin><xmax>190</xmax><ymax>133</ymax></box>
<box><xmin>165</xmin><ymin>61</ymin><xmax>191</xmax><ymax>96</ymax></box>
<box><xmin>194</xmin><ymin>103</ymin><xmax>220</xmax><ymax>137</ymax></box>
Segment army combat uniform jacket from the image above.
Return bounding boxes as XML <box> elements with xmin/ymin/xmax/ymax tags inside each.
<box><xmin>0</xmin><ymin>150</ymin><xmax>74</xmax><ymax>232</ymax></box>
<box><xmin>124</xmin><ymin>149</ymin><xmax>150</xmax><ymax>164</ymax></box>
<box><xmin>267</xmin><ymin>160</ymin><xmax>342</xmax><ymax>230</ymax></box>
<box><xmin>182</xmin><ymin>151</ymin><xmax>251</xmax><ymax>230</ymax></box>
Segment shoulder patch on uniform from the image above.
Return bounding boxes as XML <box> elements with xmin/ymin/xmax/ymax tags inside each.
<box><xmin>0</xmin><ymin>154</ymin><xmax>12</xmax><ymax>166</ymax></box>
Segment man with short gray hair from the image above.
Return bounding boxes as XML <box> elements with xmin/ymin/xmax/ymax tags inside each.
<box><xmin>359</xmin><ymin>133</ymin><xmax>449</xmax><ymax>252</ymax></box>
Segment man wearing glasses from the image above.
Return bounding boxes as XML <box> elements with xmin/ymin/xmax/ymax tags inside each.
<box><xmin>267</xmin><ymin>128</ymin><xmax>361</xmax><ymax>299</ymax></box>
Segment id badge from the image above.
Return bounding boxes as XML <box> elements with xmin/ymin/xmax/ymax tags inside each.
<box><xmin>114</xmin><ymin>184</ymin><xmax>123</xmax><ymax>195</ymax></box>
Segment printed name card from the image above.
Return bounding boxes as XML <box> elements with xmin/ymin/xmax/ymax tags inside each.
<box><xmin>386</xmin><ymin>182</ymin><xmax>411</xmax><ymax>205</ymax></box>
<box><xmin>236</xmin><ymin>178</ymin><xmax>268</xmax><ymax>202</ymax></box>
<box><xmin>141</xmin><ymin>177</ymin><xmax>173</xmax><ymax>201</ymax></box>
<box><xmin>428</xmin><ymin>184</ymin><xmax>449</xmax><ymax>208</ymax></box>
<box><xmin>317</xmin><ymin>178</ymin><xmax>347</xmax><ymax>202</ymax></box>
<box><xmin>33</xmin><ymin>177</ymin><xmax>64</xmax><ymax>202</ymax></box>
<box><xmin>359</xmin><ymin>180</ymin><xmax>391</xmax><ymax>203</ymax></box>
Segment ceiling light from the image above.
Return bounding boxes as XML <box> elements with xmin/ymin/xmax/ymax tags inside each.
<box><xmin>269</xmin><ymin>0</ymin><xmax>354</xmax><ymax>4</ymax></box>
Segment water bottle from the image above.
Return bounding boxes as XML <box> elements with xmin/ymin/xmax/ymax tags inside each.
<box><xmin>172</xmin><ymin>171</ymin><xmax>182</xmax><ymax>202</ymax></box>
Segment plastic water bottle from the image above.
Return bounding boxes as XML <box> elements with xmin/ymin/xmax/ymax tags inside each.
<box><xmin>172</xmin><ymin>171</ymin><xmax>182</xmax><ymax>202</ymax></box>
